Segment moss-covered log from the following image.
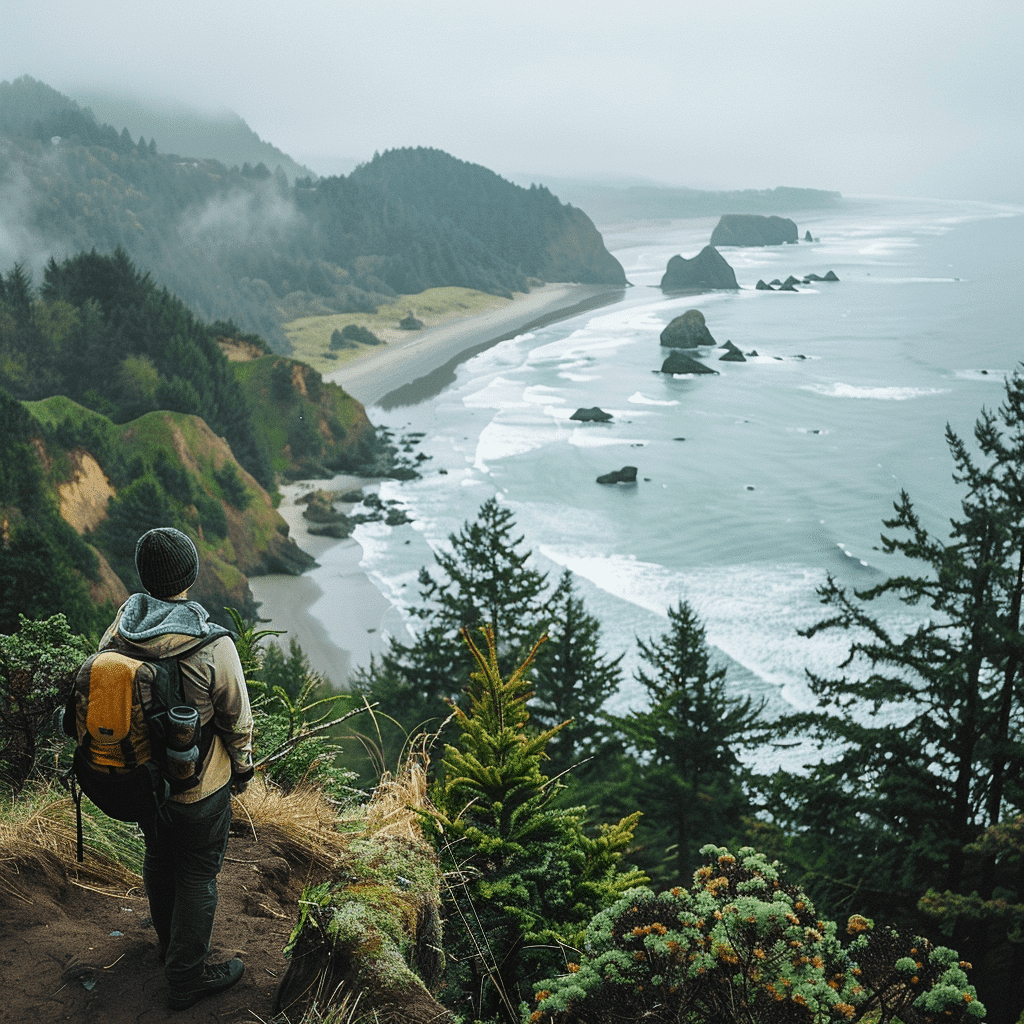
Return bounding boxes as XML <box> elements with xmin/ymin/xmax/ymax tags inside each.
<box><xmin>274</xmin><ymin>833</ymin><xmax>450</xmax><ymax>1024</ymax></box>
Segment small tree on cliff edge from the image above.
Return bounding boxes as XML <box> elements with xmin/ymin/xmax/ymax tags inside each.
<box><xmin>424</xmin><ymin>627</ymin><xmax>644</xmax><ymax>1024</ymax></box>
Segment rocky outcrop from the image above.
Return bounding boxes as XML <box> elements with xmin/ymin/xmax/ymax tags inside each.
<box><xmin>596</xmin><ymin>466</ymin><xmax>638</xmax><ymax>484</ymax></box>
<box><xmin>710</xmin><ymin>214</ymin><xmax>799</xmax><ymax>247</ymax></box>
<box><xmin>755</xmin><ymin>279</ymin><xmax>774</xmax><ymax>290</ymax></box>
<box><xmin>720</xmin><ymin>350</ymin><xmax>746</xmax><ymax>362</ymax></box>
<box><xmin>805</xmin><ymin>230</ymin><xmax>813</xmax><ymax>242</ymax></box>
<box><xmin>660</xmin><ymin>245</ymin><xmax>738</xmax><ymax>291</ymax></box>
<box><xmin>660</xmin><ymin>351</ymin><xmax>718</xmax><ymax>375</ymax></box>
<box><xmin>823</xmin><ymin>270</ymin><xmax>840</xmax><ymax>281</ymax></box>
<box><xmin>570</xmin><ymin>407</ymin><xmax>613</xmax><ymax>422</ymax></box>
<box><xmin>660</xmin><ymin>309</ymin><xmax>716</xmax><ymax>348</ymax></box>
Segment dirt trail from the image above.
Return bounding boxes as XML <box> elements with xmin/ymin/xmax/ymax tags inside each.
<box><xmin>0</xmin><ymin>830</ymin><xmax>322</xmax><ymax>1023</ymax></box>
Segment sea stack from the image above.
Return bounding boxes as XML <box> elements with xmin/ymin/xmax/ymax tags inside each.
<box><xmin>660</xmin><ymin>246</ymin><xmax>739</xmax><ymax>291</ymax></box>
<box><xmin>596</xmin><ymin>466</ymin><xmax>638</xmax><ymax>485</ymax></box>
<box><xmin>660</xmin><ymin>350</ymin><xmax>718</xmax><ymax>375</ymax></box>
<box><xmin>660</xmin><ymin>309</ymin><xmax>716</xmax><ymax>348</ymax></box>
<box><xmin>710</xmin><ymin>214</ymin><xmax>799</xmax><ymax>247</ymax></box>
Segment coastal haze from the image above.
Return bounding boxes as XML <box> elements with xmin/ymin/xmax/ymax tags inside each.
<box><xmin>2</xmin><ymin>0</ymin><xmax>1021</xmax><ymax>204</ymax></box>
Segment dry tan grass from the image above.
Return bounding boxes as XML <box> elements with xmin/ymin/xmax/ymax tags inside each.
<box><xmin>1</xmin><ymin>752</ymin><xmax>435</xmax><ymax>908</ymax></box>
<box><xmin>351</xmin><ymin>753</ymin><xmax>433</xmax><ymax>842</ymax></box>
<box><xmin>232</xmin><ymin>775</ymin><xmax>351</xmax><ymax>868</ymax></box>
<box><xmin>0</xmin><ymin>787</ymin><xmax>143</xmax><ymax>903</ymax></box>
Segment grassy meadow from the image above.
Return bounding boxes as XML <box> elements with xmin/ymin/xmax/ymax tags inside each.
<box><xmin>282</xmin><ymin>286</ymin><xmax>516</xmax><ymax>374</ymax></box>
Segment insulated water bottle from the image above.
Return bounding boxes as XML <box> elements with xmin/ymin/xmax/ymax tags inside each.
<box><xmin>165</xmin><ymin>706</ymin><xmax>200</xmax><ymax>780</ymax></box>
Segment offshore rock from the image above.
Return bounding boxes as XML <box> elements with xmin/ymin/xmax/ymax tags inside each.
<box><xmin>823</xmin><ymin>270</ymin><xmax>840</xmax><ymax>281</ymax></box>
<box><xmin>660</xmin><ymin>350</ymin><xmax>718</xmax><ymax>375</ymax></box>
<box><xmin>805</xmin><ymin>230</ymin><xmax>813</xmax><ymax>241</ymax></box>
<box><xmin>660</xmin><ymin>246</ymin><xmax>738</xmax><ymax>291</ymax></box>
<box><xmin>755</xmin><ymin>279</ymin><xmax>774</xmax><ymax>290</ymax></box>
<box><xmin>660</xmin><ymin>309</ymin><xmax>716</xmax><ymax>348</ymax></box>
<box><xmin>720</xmin><ymin>349</ymin><xmax>746</xmax><ymax>362</ymax></box>
<box><xmin>596</xmin><ymin>466</ymin><xmax>638</xmax><ymax>484</ymax></box>
<box><xmin>570</xmin><ymin>406</ymin><xmax>614</xmax><ymax>422</ymax></box>
<box><xmin>710</xmin><ymin>214</ymin><xmax>799</xmax><ymax>246</ymax></box>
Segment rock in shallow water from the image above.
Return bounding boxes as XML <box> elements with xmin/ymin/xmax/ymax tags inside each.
<box><xmin>660</xmin><ymin>308</ymin><xmax>717</xmax><ymax>348</ymax></box>
<box><xmin>596</xmin><ymin>466</ymin><xmax>638</xmax><ymax>485</ymax></box>
<box><xmin>570</xmin><ymin>406</ymin><xmax>613</xmax><ymax>422</ymax></box>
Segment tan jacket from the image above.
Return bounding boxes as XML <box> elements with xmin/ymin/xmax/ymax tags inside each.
<box><xmin>101</xmin><ymin>595</ymin><xmax>254</xmax><ymax>803</ymax></box>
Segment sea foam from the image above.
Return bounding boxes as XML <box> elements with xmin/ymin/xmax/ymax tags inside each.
<box><xmin>802</xmin><ymin>382</ymin><xmax>950</xmax><ymax>400</ymax></box>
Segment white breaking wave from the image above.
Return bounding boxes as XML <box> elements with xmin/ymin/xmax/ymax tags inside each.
<box><xmin>628</xmin><ymin>391</ymin><xmax>680</xmax><ymax>405</ymax></box>
<box><xmin>536</xmin><ymin>546</ymin><xmax>923</xmax><ymax>716</ymax></box>
<box><xmin>802</xmin><ymin>382</ymin><xmax>950</xmax><ymax>400</ymax></box>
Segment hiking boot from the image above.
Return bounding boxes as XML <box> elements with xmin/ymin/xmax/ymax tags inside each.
<box><xmin>168</xmin><ymin>958</ymin><xmax>244</xmax><ymax>1011</ymax></box>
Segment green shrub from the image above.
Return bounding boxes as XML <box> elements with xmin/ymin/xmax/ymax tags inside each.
<box><xmin>340</xmin><ymin>323</ymin><xmax>382</xmax><ymax>346</ymax></box>
<box><xmin>193</xmin><ymin>489</ymin><xmax>228</xmax><ymax>539</ymax></box>
<box><xmin>0</xmin><ymin>614</ymin><xmax>93</xmax><ymax>793</ymax></box>
<box><xmin>213</xmin><ymin>462</ymin><xmax>251</xmax><ymax>509</ymax></box>
<box><xmin>533</xmin><ymin>845</ymin><xmax>985</xmax><ymax>1024</ymax></box>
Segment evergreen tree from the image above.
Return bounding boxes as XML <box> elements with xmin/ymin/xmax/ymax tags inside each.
<box><xmin>424</xmin><ymin>628</ymin><xmax>644</xmax><ymax>1023</ymax></box>
<box><xmin>355</xmin><ymin>497</ymin><xmax>553</xmax><ymax>760</ymax></box>
<box><xmin>531</xmin><ymin>569</ymin><xmax>623</xmax><ymax>775</ymax></box>
<box><xmin>610</xmin><ymin>600</ymin><xmax>766</xmax><ymax>887</ymax></box>
<box><xmin>766</xmin><ymin>371</ymin><xmax>1024</xmax><ymax>1019</ymax></box>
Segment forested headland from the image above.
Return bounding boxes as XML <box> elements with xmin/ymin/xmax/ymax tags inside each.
<box><xmin>0</xmin><ymin>76</ymin><xmax>626</xmax><ymax>350</ymax></box>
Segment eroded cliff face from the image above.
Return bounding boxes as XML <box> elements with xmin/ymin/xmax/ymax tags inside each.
<box><xmin>55</xmin><ymin>451</ymin><xmax>129</xmax><ymax>608</ymax></box>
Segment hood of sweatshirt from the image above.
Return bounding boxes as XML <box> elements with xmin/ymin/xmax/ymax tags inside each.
<box><xmin>106</xmin><ymin>593</ymin><xmax>232</xmax><ymax>658</ymax></box>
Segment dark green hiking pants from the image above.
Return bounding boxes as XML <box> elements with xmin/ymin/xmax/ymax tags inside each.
<box><xmin>139</xmin><ymin>784</ymin><xmax>232</xmax><ymax>984</ymax></box>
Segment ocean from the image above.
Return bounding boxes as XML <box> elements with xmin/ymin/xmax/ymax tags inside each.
<box><xmin>295</xmin><ymin>196</ymin><xmax>1024</xmax><ymax>768</ymax></box>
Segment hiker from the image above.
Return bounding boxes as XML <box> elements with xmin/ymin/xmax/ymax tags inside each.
<box><xmin>95</xmin><ymin>527</ymin><xmax>254</xmax><ymax>1011</ymax></box>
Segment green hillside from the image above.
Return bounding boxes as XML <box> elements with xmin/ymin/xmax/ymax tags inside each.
<box><xmin>0</xmin><ymin>249</ymin><xmax>384</xmax><ymax>632</ymax></box>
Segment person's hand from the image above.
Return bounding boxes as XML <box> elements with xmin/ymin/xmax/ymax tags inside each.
<box><xmin>231</xmin><ymin>766</ymin><xmax>254</xmax><ymax>795</ymax></box>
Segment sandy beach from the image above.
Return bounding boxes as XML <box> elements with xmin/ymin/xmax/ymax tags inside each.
<box><xmin>250</xmin><ymin>283</ymin><xmax>625</xmax><ymax>688</ymax></box>
<box><xmin>326</xmin><ymin>282</ymin><xmax>625</xmax><ymax>408</ymax></box>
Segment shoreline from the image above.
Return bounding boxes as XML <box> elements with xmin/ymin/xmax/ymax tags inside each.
<box><xmin>326</xmin><ymin>282</ymin><xmax>625</xmax><ymax>408</ymax></box>
<box><xmin>252</xmin><ymin>283</ymin><xmax>626</xmax><ymax>688</ymax></box>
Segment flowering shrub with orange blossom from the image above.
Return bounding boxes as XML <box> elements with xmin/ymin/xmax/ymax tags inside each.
<box><xmin>531</xmin><ymin>845</ymin><xmax>985</xmax><ymax>1024</ymax></box>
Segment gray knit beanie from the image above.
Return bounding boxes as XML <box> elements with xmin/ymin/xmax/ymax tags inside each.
<box><xmin>135</xmin><ymin>528</ymin><xmax>199</xmax><ymax>598</ymax></box>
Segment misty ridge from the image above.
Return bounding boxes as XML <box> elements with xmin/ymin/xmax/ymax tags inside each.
<box><xmin>0</xmin><ymin>75</ymin><xmax>841</xmax><ymax>351</ymax></box>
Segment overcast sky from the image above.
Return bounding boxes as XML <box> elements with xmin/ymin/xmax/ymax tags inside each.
<box><xmin>2</xmin><ymin>0</ymin><xmax>1021</xmax><ymax>202</ymax></box>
